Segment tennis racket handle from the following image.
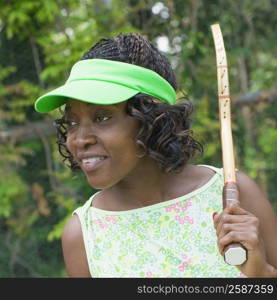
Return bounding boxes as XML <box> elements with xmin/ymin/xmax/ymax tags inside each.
<box><xmin>224</xmin><ymin>243</ymin><xmax>247</xmax><ymax>265</ymax></box>
<box><xmin>222</xmin><ymin>182</ymin><xmax>247</xmax><ymax>265</ymax></box>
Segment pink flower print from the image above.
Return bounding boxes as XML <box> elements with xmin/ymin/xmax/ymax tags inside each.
<box><xmin>175</xmin><ymin>215</ymin><xmax>184</xmax><ymax>224</ymax></box>
<box><xmin>105</xmin><ymin>215</ymin><xmax>117</xmax><ymax>224</ymax></box>
<box><xmin>93</xmin><ymin>215</ymin><xmax>118</xmax><ymax>229</ymax></box>
<box><xmin>93</xmin><ymin>218</ymin><xmax>108</xmax><ymax>229</ymax></box>
<box><xmin>182</xmin><ymin>200</ymin><xmax>192</xmax><ymax>211</ymax></box>
<box><xmin>146</xmin><ymin>271</ymin><xmax>153</xmax><ymax>277</ymax></box>
<box><xmin>181</xmin><ymin>253</ymin><xmax>188</xmax><ymax>259</ymax></box>
<box><xmin>178</xmin><ymin>261</ymin><xmax>189</xmax><ymax>272</ymax></box>
<box><xmin>99</xmin><ymin>220</ymin><xmax>108</xmax><ymax>229</ymax></box>
<box><xmin>165</xmin><ymin>206</ymin><xmax>173</xmax><ymax>212</ymax></box>
<box><xmin>93</xmin><ymin>219</ymin><xmax>101</xmax><ymax>226</ymax></box>
<box><xmin>166</xmin><ymin>200</ymin><xmax>192</xmax><ymax>212</ymax></box>
<box><xmin>238</xmin><ymin>272</ymin><xmax>247</xmax><ymax>278</ymax></box>
<box><xmin>165</xmin><ymin>203</ymin><xmax>180</xmax><ymax>213</ymax></box>
<box><xmin>184</xmin><ymin>215</ymin><xmax>194</xmax><ymax>224</ymax></box>
<box><xmin>175</xmin><ymin>215</ymin><xmax>194</xmax><ymax>225</ymax></box>
<box><xmin>174</xmin><ymin>203</ymin><xmax>180</xmax><ymax>212</ymax></box>
<box><xmin>178</xmin><ymin>254</ymin><xmax>191</xmax><ymax>272</ymax></box>
<box><xmin>172</xmin><ymin>204</ymin><xmax>180</xmax><ymax>213</ymax></box>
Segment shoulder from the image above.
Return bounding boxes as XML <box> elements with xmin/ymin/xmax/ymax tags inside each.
<box><xmin>61</xmin><ymin>214</ymin><xmax>91</xmax><ymax>277</ymax></box>
<box><xmin>62</xmin><ymin>214</ymin><xmax>83</xmax><ymax>245</ymax></box>
<box><xmin>235</xmin><ymin>169</ymin><xmax>276</xmax><ymax>226</ymax></box>
<box><xmin>167</xmin><ymin>164</ymin><xmax>217</xmax><ymax>197</ymax></box>
<box><xmin>236</xmin><ymin>170</ymin><xmax>270</xmax><ymax>211</ymax></box>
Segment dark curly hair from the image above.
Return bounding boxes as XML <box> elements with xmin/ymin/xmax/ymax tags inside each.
<box><xmin>54</xmin><ymin>33</ymin><xmax>203</xmax><ymax>173</ymax></box>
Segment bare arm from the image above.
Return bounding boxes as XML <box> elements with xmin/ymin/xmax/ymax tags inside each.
<box><xmin>61</xmin><ymin>214</ymin><xmax>91</xmax><ymax>277</ymax></box>
<box><xmin>213</xmin><ymin>170</ymin><xmax>277</xmax><ymax>277</ymax></box>
<box><xmin>237</xmin><ymin>171</ymin><xmax>277</xmax><ymax>269</ymax></box>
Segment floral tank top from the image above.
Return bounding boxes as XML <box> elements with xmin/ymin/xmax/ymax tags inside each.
<box><xmin>73</xmin><ymin>165</ymin><xmax>245</xmax><ymax>278</ymax></box>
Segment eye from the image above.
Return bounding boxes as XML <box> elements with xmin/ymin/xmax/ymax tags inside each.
<box><xmin>95</xmin><ymin>115</ymin><xmax>111</xmax><ymax>123</ymax></box>
<box><xmin>64</xmin><ymin>119</ymin><xmax>78</xmax><ymax>129</ymax></box>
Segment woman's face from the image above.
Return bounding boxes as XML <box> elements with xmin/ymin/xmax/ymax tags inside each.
<box><xmin>65</xmin><ymin>99</ymin><xmax>143</xmax><ymax>189</ymax></box>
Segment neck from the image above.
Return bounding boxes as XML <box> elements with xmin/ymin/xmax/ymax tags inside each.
<box><xmin>104</xmin><ymin>159</ymin><xmax>192</xmax><ymax>210</ymax></box>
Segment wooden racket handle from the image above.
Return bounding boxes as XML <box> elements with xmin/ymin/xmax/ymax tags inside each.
<box><xmin>211</xmin><ymin>24</ymin><xmax>236</xmax><ymax>183</ymax></box>
<box><xmin>223</xmin><ymin>182</ymin><xmax>247</xmax><ymax>265</ymax></box>
<box><xmin>211</xmin><ymin>24</ymin><xmax>247</xmax><ymax>266</ymax></box>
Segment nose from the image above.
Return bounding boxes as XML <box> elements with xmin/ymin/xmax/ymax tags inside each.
<box><xmin>70</xmin><ymin>123</ymin><xmax>97</xmax><ymax>149</ymax></box>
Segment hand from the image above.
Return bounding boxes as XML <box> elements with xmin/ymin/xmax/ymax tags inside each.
<box><xmin>213</xmin><ymin>204</ymin><xmax>271</xmax><ymax>277</ymax></box>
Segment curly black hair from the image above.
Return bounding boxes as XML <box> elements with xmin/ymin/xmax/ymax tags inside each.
<box><xmin>54</xmin><ymin>33</ymin><xmax>203</xmax><ymax>173</ymax></box>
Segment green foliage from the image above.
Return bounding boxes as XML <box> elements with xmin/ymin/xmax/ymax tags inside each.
<box><xmin>0</xmin><ymin>0</ymin><xmax>276</xmax><ymax>277</ymax></box>
<box><xmin>0</xmin><ymin>171</ymin><xmax>27</xmax><ymax>218</ymax></box>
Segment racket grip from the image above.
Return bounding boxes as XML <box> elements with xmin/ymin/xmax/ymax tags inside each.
<box><xmin>224</xmin><ymin>243</ymin><xmax>247</xmax><ymax>265</ymax></box>
<box><xmin>222</xmin><ymin>182</ymin><xmax>247</xmax><ymax>265</ymax></box>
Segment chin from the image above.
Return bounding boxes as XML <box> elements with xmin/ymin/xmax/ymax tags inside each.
<box><xmin>86</xmin><ymin>175</ymin><xmax>115</xmax><ymax>190</ymax></box>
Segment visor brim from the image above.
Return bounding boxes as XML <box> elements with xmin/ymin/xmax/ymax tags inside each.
<box><xmin>35</xmin><ymin>80</ymin><xmax>139</xmax><ymax>113</ymax></box>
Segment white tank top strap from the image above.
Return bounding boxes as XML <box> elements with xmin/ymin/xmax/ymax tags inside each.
<box><xmin>72</xmin><ymin>192</ymin><xmax>99</xmax><ymax>216</ymax></box>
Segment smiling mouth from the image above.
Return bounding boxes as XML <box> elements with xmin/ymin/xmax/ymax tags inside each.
<box><xmin>82</xmin><ymin>156</ymin><xmax>106</xmax><ymax>164</ymax></box>
<box><xmin>80</xmin><ymin>156</ymin><xmax>107</xmax><ymax>171</ymax></box>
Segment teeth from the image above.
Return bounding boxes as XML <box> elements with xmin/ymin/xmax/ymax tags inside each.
<box><xmin>82</xmin><ymin>157</ymin><xmax>106</xmax><ymax>164</ymax></box>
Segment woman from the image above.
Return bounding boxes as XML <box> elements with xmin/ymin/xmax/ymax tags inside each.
<box><xmin>34</xmin><ymin>33</ymin><xmax>277</xmax><ymax>278</ymax></box>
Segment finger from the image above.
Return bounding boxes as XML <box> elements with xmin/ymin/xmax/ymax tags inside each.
<box><xmin>214</xmin><ymin>203</ymin><xmax>253</xmax><ymax>233</ymax></box>
<box><xmin>213</xmin><ymin>204</ymin><xmax>250</xmax><ymax>227</ymax></box>
<box><xmin>213</xmin><ymin>212</ymin><xmax>249</xmax><ymax>231</ymax></box>
<box><xmin>224</xmin><ymin>203</ymin><xmax>251</xmax><ymax>215</ymax></box>
<box><xmin>213</xmin><ymin>211</ymin><xmax>229</xmax><ymax>227</ymax></box>
<box><xmin>217</xmin><ymin>223</ymin><xmax>246</xmax><ymax>240</ymax></box>
<box><xmin>217</xmin><ymin>231</ymin><xmax>259</xmax><ymax>254</ymax></box>
<box><xmin>217</xmin><ymin>223</ymin><xmax>257</xmax><ymax>241</ymax></box>
<box><xmin>216</xmin><ymin>214</ymin><xmax>252</xmax><ymax>236</ymax></box>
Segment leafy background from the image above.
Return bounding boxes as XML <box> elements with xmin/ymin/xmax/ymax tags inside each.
<box><xmin>0</xmin><ymin>0</ymin><xmax>276</xmax><ymax>277</ymax></box>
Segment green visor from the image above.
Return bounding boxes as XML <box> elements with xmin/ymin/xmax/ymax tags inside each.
<box><xmin>34</xmin><ymin>58</ymin><xmax>176</xmax><ymax>113</ymax></box>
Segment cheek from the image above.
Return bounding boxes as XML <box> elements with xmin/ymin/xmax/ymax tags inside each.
<box><xmin>65</xmin><ymin>135</ymin><xmax>73</xmax><ymax>155</ymax></box>
<box><xmin>85</xmin><ymin>140</ymin><xmax>140</xmax><ymax>189</ymax></box>
<box><xmin>118</xmin><ymin>142</ymin><xmax>139</xmax><ymax>166</ymax></box>
<box><xmin>64</xmin><ymin>134</ymin><xmax>79</xmax><ymax>166</ymax></box>
<box><xmin>110</xmin><ymin>131</ymin><xmax>139</xmax><ymax>163</ymax></box>
<box><xmin>115</xmin><ymin>121</ymin><xmax>141</xmax><ymax>157</ymax></box>
<box><xmin>103</xmin><ymin>125</ymin><xmax>141</xmax><ymax>171</ymax></box>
